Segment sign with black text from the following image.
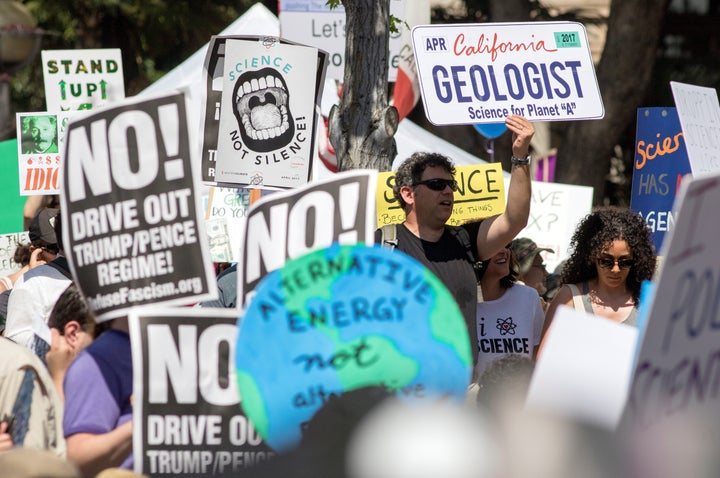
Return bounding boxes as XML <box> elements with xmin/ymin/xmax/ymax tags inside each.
<box><xmin>129</xmin><ymin>309</ymin><xmax>274</xmax><ymax>477</ymax></box>
<box><xmin>238</xmin><ymin>170</ymin><xmax>377</xmax><ymax>306</ymax></box>
<box><xmin>42</xmin><ymin>48</ymin><xmax>125</xmax><ymax>111</ymax></box>
<box><xmin>211</xmin><ymin>36</ymin><xmax>326</xmax><ymax>189</ymax></box>
<box><xmin>60</xmin><ymin>92</ymin><xmax>217</xmax><ymax>320</ymax></box>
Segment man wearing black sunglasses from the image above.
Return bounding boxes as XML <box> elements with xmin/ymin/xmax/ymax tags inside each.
<box><xmin>378</xmin><ymin>115</ymin><xmax>534</xmax><ymax>368</ymax></box>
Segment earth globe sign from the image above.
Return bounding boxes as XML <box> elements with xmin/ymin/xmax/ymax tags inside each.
<box><xmin>235</xmin><ymin>243</ymin><xmax>472</xmax><ymax>452</ymax></box>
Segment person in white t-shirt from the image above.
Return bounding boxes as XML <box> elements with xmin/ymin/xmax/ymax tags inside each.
<box><xmin>475</xmin><ymin>244</ymin><xmax>546</xmax><ymax>378</ymax></box>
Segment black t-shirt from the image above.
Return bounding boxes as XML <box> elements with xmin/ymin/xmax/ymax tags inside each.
<box><xmin>375</xmin><ymin>222</ymin><xmax>482</xmax><ymax>362</ymax></box>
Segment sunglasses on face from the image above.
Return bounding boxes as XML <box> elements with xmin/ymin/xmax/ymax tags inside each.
<box><xmin>597</xmin><ymin>256</ymin><xmax>634</xmax><ymax>270</ymax></box>
<box><xmin>414</xmin><ymin>178</ymin><xmax>458</xmax><ymax>191</ymax></box>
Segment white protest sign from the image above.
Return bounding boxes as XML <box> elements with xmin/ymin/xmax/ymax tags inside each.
<box><xmin>238</xmin><ymin>170</ymin><xmax>377</xmax><ymax>306</ymax></box>
<box><xmin>279</xmin><ymin>0</ymin><xmax>405</xmax><ymax>81</ymax></box>
<box><xmin>215</xmin><ymin>37</ymin><xmax>322</xmax><ymax>189</ymax></box>
<box><xmin>526</xmin><ymin>305</ymin><xmax>638</xmax><ymax>429</ymax></box>
<box><xmin>16</xmin><ymin>111</ymin><xmax>75</xmax><ymax>196</ymax></box>
<box><xmin>412</xmin><ymin>22</ymin><xmax>604</xmax><ymax>125</ymax></box>
<box><xmin>510</xmin><ymin>179</ymin><xmax>593</xmax><ymax>271</ymax></box>
<box><xmin>60</xmin><ymin>92</ymin><xmax>217</xmax><ymax>321</ymax></box>
<box><xmin>129</xmin><ymin>308</ymin><xmax>275</xmax><ymax>475</ymax></box>
<box><xmin>205</xmin><ymin>187</ymin><xmax>273</xmax><ymax>263</ymax></box>
<box><xmin>625</xmin><ymin>172</ymin><xmax>720</xmax><ymax>430</ymax></box>
<box><xmin>42</xmin><ymin>49</ymin><xmax>125</xmax><ymax>112</ymax></box>
<box><xmin>0</xmin><ymin>232</ymin><xmax>29</xmax><ymax>278</ymax></box>
<box><xmin>670</xmin><ymin>81</ymin><xmax>720</xmax><ymax>176</ymax></box>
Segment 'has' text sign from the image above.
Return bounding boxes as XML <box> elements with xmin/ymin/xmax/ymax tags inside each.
<box><xmin>60</xmin><ymin>92</ymin><xmax>216</xmax><ymax>321</ymax></box>
<box><xmin>412</xmin><ymin>22</ymin><xmax>603</xmax><ymax>125</ymax></box>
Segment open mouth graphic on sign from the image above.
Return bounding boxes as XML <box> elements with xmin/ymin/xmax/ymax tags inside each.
<box><xmin>232</xmin><ymin>67</ymin><xmax>295</xmax><ymax>153</ymax></box>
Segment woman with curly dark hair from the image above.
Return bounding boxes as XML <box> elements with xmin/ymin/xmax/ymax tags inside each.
<box><xmin>541</xmin><ymin>207</ymin><xmax>656</xmax><ymax>337</ymax></box>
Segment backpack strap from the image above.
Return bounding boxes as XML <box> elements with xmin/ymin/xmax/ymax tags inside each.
<box><xmin>448</xmin><ymin>226</ymin><xmax>487</xmax><ymax>282</ymax></box>
<box><xmin>380</xmin><ymin>224</ymin><xmax>398</xmax><ymax>250</ymax></box>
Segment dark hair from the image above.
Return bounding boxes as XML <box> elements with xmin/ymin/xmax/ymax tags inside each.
<box><xmin>48</xmin><ymin>284</ymin><xmax>108</xmax><ymax>338</ymax></box>
<box><xmin>393</xmin><ymin>152</ymin><xmax>456</xmax><ymax>210</ymax></box>
<box><xmin>562</xmin><ymin>206</ymin><xmax>656</xmax><ymax>304</ymax></box>
<box><xmin>500</xmin><ymin>247</ymin><xmax>519</xmax><ymax>289</ymax></box>
<box><xmin>13</xmin><ymin>243</ymin><xmax>32</xmax><ymax>267</ymax></box>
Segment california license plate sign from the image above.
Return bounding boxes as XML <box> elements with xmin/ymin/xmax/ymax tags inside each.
<box><xmin>412</xmin><ymin>22</ymin><xmax>604</xmax><ymax>125</ymax></box>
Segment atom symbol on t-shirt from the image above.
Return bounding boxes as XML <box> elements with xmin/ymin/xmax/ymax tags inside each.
<box><xmin>496</xmin><ymin>317</ymin><xmax>517</xmax><ymax>335</ymax></box>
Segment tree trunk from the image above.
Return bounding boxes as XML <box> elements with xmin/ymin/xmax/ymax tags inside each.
<box><xmin>555</xmin><ymin>0</ymin><xmax>670</xmax><ymax>205</ymax></box>
<box><xmin>329</xmin><ymin>0</ymin><xmax>398</xmax><ymax>171</ymax></box>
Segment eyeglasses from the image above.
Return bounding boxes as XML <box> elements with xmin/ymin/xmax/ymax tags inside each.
<box><xmin>597</xmin><ymin>256</ymin><xmax>634</xmax><ymax>270</ymax></box>
<box><xmin>414</xmin><ymin>178</ymin><xmax>458</xmax><ymax>191</ymax></box>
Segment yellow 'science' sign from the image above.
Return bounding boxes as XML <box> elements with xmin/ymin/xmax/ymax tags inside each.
<box><xmin>376</xmin><ymin>163</ymin><xmax>506</xmax><ymax>228</ymax></box>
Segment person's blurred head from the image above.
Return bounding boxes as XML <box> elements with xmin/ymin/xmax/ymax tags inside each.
<box><xmin>481</xmin><ymin>244</ymin><xmax>518</xmax><ymax>290</ymax></box>
<box><xmin>48</xmin><ymin>284</ymin><xmax>106</xmax><ymax>352</ymax></box>
<box><xmin>476</xmin><ymin>354</ymin><xmax>535</xmax><ymax>413</ymax></box>
<box><xmin>28</xmin><ymin>207</ymin><xmax>60</xmax><ymax>260</ymax></box>
<box><xmin>13</xmin><ymin>242</ymin><xmax>32</xmax><ymax>267</ymax></box>
<box><xmin>511</xmin><ymin>237</ymin><xmax>553</xmax><ymax>296</ymax></box>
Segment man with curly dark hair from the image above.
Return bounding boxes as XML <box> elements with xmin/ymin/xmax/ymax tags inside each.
<box><xmin>540</xmin><ymin>206</ymin><xmax>656</xmax><ymax>347</ymax></box>
<box><xmin>376</xmin><ymin>115</ymin><xmax>534</xmax><ymax>368</ymax></box>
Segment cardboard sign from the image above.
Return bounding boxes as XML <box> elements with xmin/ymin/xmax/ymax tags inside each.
<box><xmin>60</xmin><ymin>92</ymin><xmax>217</xmax><ymax>321</ymax></box>
<box><xmin>200</xmin><ymin>36</ymin><xmax>326</xmax><ymax>185</ymax></box>
<box><xmin>214</xmin><ymin>37</ymin><xmax>326</xmax><ymax>189</ymax></box>
<box><xmin>526</xmin><ymin>305</ymin><xmax>638</xmax><ymax>429</ymax></box>
<box><xmin>129</xmin><ymin>308</ymin><xmax>275</xmax><ymax>476</ymax></box>
<box><xmin>630</xmin><ymin>107</ymin><xmax>691</xmax><ymax>251</ymax></box>
<box><xmin>236</xmin><ymin>243</ymin><xmax>472</xmax><ymax>451</ymax></box>
<box><xmin>278</xmin><ymin>0</ymin><xmax>405</xmax><ymax>81</ymax></box>
<box><xmin>204</xmin><ymin>187</ymin><xmax>271</xmax><ymax>263</ymax></box>
<box><xmin>238</xmin><ymin>170</ymin><xmax>377</xmax><ymax>306</ymax></box>
<box><xmin>625</xmin><ymin>172</ymin><xmax>720</xmax><ymax>430</ymax></box>
<box><xmin>375</xmin><ymin>163</ymin><xmax>505</xmax><ymax>228</ymax></box>
<box><xmin>412</xmin><ymin>22</ymin><xmax>604</xmax><ymax>125</ymax></box>
<box><xmin>514</xmin><ymin>180</ymin><xmax>593</xmax><ymax>271</ymax></box>
<box><xmin>16</xmin><ymin>111</ymin><xmax>74</xmax><ymax>196</ymax></box>
<box><xmin>0</xmin><ymin>232</ymin><xmax>29</xmax><ymax>278</ymax></box>
<box><xmin>42</xmin><ymin>49</ymin><xmax>125</xmax><ymax>112</ymax></box>
<box><xmin>670</xmin><ymin>81</ymin><xmax>720</xmax><ymax>176</ymax></box>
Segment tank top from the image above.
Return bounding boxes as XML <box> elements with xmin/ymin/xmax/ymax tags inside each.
<box><xmin>567</xmin><ymin>281</ymin><xmax>638</xmax><ymax>327</ymax></box>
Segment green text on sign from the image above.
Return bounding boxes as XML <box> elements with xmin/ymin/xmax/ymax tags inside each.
<box><xmin>554</xmin><ymin>31</ymin><xmax>581</xmax><ymax>48</ymax></box>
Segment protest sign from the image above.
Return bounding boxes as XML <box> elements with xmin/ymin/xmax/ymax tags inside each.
<box><xmin>412</xmin><ymin>22</ymin><xmax>604</xmax><ymax>125</ymax></box>
<box><xmin>205</xmin><ymin>187</ymin><xmax>271</xmax><ymax>263</ymax></box>
<box><xmin>526</xmin><ymin>305</ymin><xmax>638</xmax><ymax>429</ymax></box>
<box><xmin>375</xmin><ymin>163</ymin><xmax>505</xmax><ymax>228</ymax></box>
<box><xmin>514</xmin><ymin>180</ymin><xmax>593</xmax><ymax>271</ymax></box>
<box><xmin>624</xmin><ymin>171</ymin><xmax>720</xmax><ymax>429</ymax></box>
<box><xmin>60</xmin><ymin>92</ymin><xmax>216</xmax><ymax>321</ymax></box>
<box><xmin>278</xmin><ymin>0</ymin><xmax>405</xmax><ymax>81</ymax></box>
<box><xmin>670</xmin><ymin>81</ymin><xmax>720</xmax><ymax>176</ymax></box>
<box><xmin>16</xmin><ymin>111</ymin><xmax>74</xmax><ymax>196</ymax></box>
<box><xmin>129</xmin><ymin>308</ymin><xmax>274</xmax><ymax>477</ymax></box>
<box><xmin>0</xmin><ymin>232</ymin><xmax>29</xmax><ymax>278</ymax></box>
<box><xmin>236</xmin><ymin>243</ymin><xmax>472</xmax><ymax>451</ymax></box>
<box><xmin>238</xmin><ymin>170</ymin><xmax>376</xmax><ymax>306</ymax></box>
<box><xmin>0</xmin><ymin>139</ymin><xmax>26</xmax><ymax>234</ymax></box>
<box><xmin>213</xmin><ymin>36</ymin><xmax>326</xmax><ymax>189</ymax></box>
<box><xmin>630</xmin><ymin>107</ymin><xmax>691</xmax><ymax>251</ymax></box>
<box><xmin>42</xmin><ymin>49</ymin><xmax>125</xmax><ymax>112</ymax></box>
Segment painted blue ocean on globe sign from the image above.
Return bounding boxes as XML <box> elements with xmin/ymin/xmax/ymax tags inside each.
<box><xmin>235</xmin><ymin>243</ymin><xmax>472</xmax><ymax>451</ymax></box>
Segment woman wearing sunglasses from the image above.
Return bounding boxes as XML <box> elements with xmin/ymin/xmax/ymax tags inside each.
<box><xmin>541</xmin><ymin>207</ymin><xmax>656</xmax><ymax>339</ymax></box>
